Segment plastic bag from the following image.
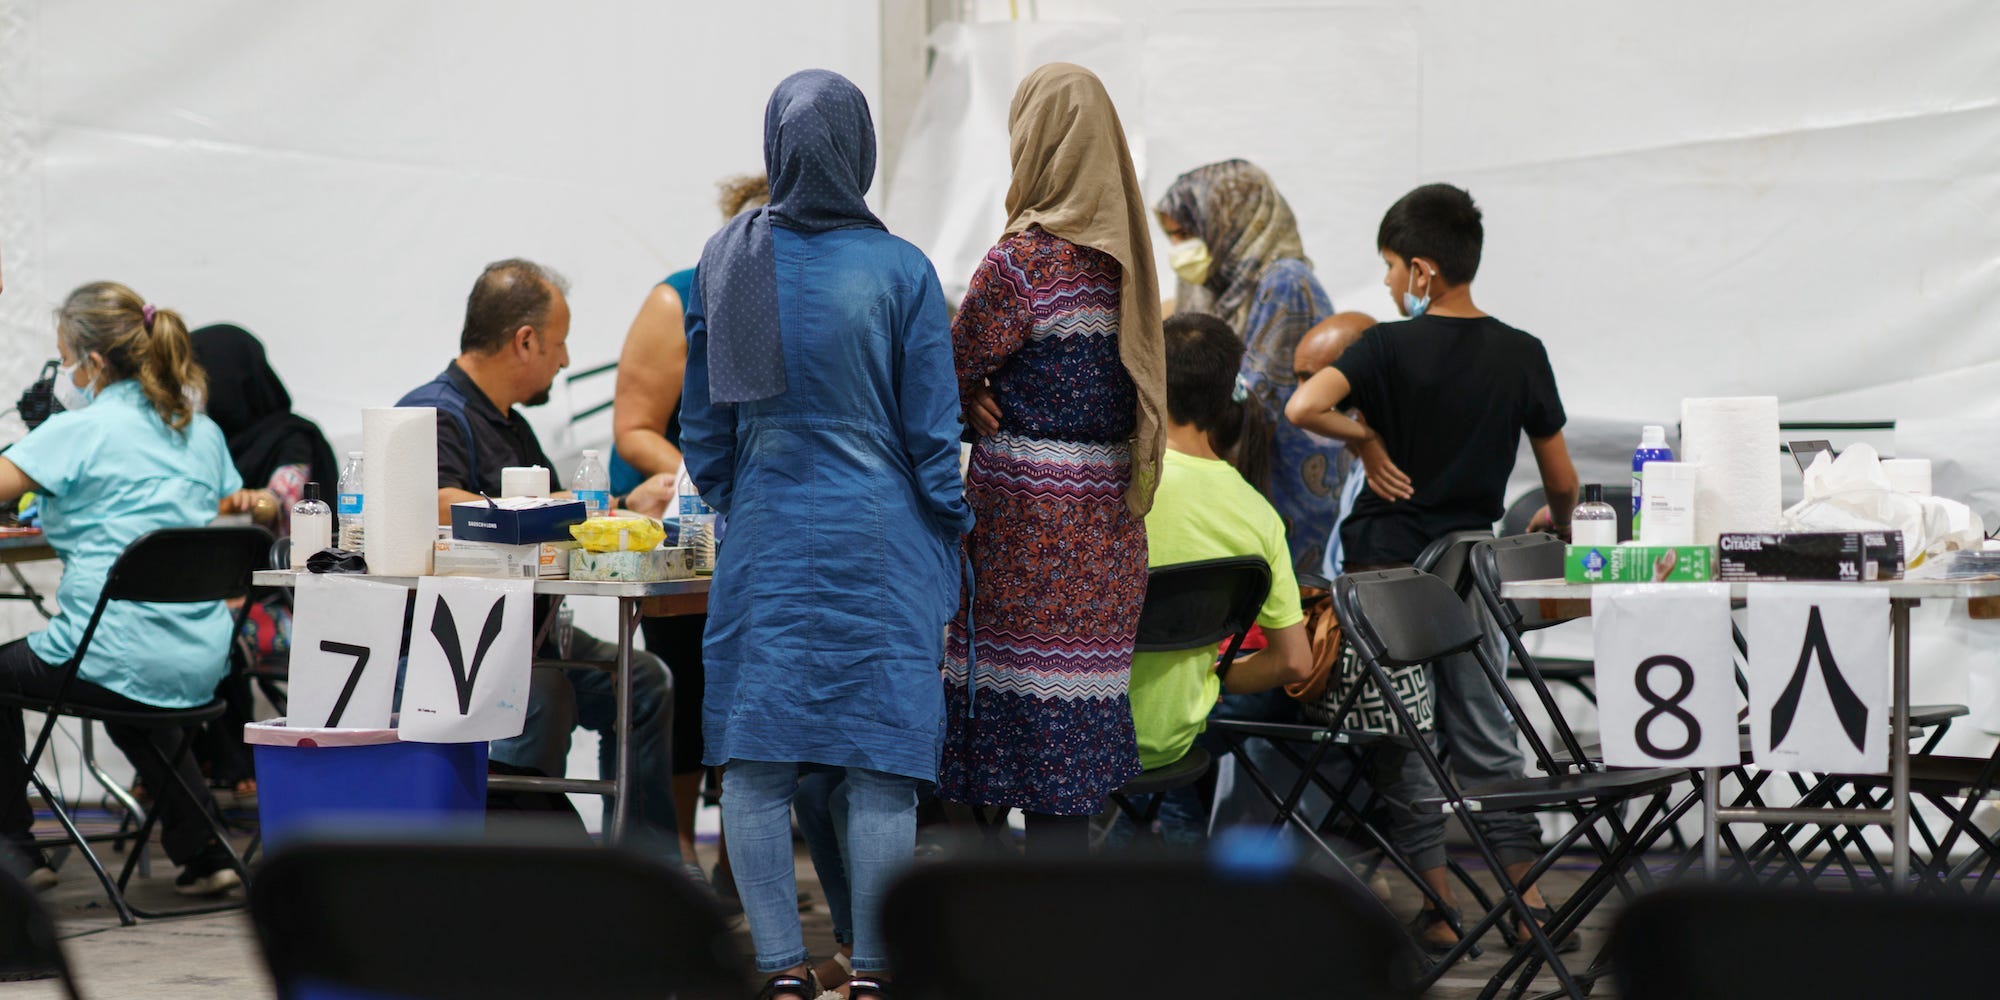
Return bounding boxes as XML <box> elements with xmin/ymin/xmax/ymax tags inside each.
<box><xmin>1782</xmin><ymin>444</ymin><xmax>1986</xmax><ymax>564</ymax></box>
<box><xmin>568</xmin><ymin>516</ymin><xmax>665</xmax><ymax>553</ymax></box>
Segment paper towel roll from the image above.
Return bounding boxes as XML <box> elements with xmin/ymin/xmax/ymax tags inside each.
<box><xmin>1680</xmin><ymin>396</ymin><xmax>1782</xmax><ymax>544</ymax></box>
<box><xmin>501</xmin><ymin>466</ymin><xmax>550</xmax><ymax>498</ymax></box>
<box><xmin>1881</xmin><ymin>458</ymin><xmax>1932</xmax><ymax>497</ymax></box>
<box><xmin>363</xmin><ymin>407</ymin><xmax>438</xmax><ymax>576</ymax></box>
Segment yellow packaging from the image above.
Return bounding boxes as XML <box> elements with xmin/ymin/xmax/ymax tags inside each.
<box><xmin>569</xmin><ymin>516</ymin><xmax>665</xmax><ymax>553</ymax></box>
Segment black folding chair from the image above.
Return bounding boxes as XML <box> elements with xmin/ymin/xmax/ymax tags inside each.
<box><xmin>1498</xmin><ymin>497</ymin><xmax>1603</xmax><ymax>706</ymax></box>
<box><xmin>1336</xmin><ymin>568</ymin><xmax>1689</xmax><ymax>999</ymax></box>
<box><xmin>1610</xmin><ymin>883</ymin><xmax>2000</xmax><ymax>999</ymax></box>
<box><xmin>1204</xmin><ymin>530</ymin><xmax>1500</xmax><ymax>948</ymax></box>
<box><xmin>1473</xmin><ymin>534</ymin><xmax>1972</xmax><ymax>892</ymax></box>
<box><xmin>884</xmin><ymin>854</ymin><xmax>1420</xmax><ymax>1000</ymax></box>
<box><xmin>1102</xmin><ymin>556</ymin><xmax>1267</xmax><ymax>842</ymax></box>
<box><xmin>251</xmin><ymin>840</ymin><xmax>744</xmax><ymax>1000</ymax></box>
<box><xmin>1471</xmin><ymin>534</ymin><xmax>1711</xmax><ymax>863</ymax></box>
<box><xmin>1781</xmin><ymin>740</ymin><xmax>2000</xmax><ymax>893</ymax></box>
<box><xmin>1500</xmin><ymin>487</ymin><xmax>1631</xmax><ymax>541</ymax></box>
<box><xmin>0</xmin><ymin>869</ymin><xmax>81</xmax><ymax>999</ymax></box>
<box><xmin>240</xmin><ymin>535</ymin><xmax>295</xmax><ymax>715</ymax></box>
<box><xmin>2</xmin><ymin>526</ymin><xmax>270</xmax><ymax>924</ymax></box>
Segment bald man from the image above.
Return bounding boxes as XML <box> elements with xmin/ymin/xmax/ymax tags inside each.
<box><xmin>1292</xmin><ymin>311</ymin><xmax>1378</xmax><ymax>381</ymax></box>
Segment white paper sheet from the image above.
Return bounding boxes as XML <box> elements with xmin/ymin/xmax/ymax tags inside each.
<box><xmin>1590</xmin><ymin>584</ymin><xmax>1740</xmax><ymax>768</ymax></box>
<box><xmin>285</xmin><ymin>574</ymin><xmax>414</xmax><ymax>731</ymax></box>
<box><xmin>399</xmin><ymin>576</ymin><xmax>535</xmax><ymax>744</ymax></box>
<box><xmin>1748</xmin><ymin>585</ymin><xmax>1891</xmax><ymax>774</ymax></box>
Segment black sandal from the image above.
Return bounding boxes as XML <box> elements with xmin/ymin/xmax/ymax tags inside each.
<box><xmin>1521</xmin><ymin>903</ymin><xmax>1582</xmax><ymax>954</ymax></box>
<box><xmin>847</xmin><ymin>976</ymin><xmax>889</xmax><ymax>998</ymax></box>
<box><xmin>755</xmin><ymin>971</ymin><xmax>819</xmax><ymax>1000</ymax></box>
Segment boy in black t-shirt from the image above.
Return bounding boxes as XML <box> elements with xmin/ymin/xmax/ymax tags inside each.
<box><xmin>1286</xmin><ymin>184</ymin><xmax>1580</xmax><ymax>951</ymax></box>
<box><xmin>1287</xmin><ymin>183</ymin><xmax>1579</xmax><ymax>554</ymax></box>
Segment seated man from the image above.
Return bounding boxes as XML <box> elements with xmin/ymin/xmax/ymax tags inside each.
<box><xmin>1292</xmin><ymin>311</ymin><xmax>1377</xmax><ymax>385</ymax></box>
<box><xmin>1292</xmin><ymin>310</ymin><xmax>1377</xmax><ymax>581</ymax></box>
<box><xmin>1122</xmin><ymin>313</ymin><xmax>1313</xmax><ymax>844</ymax></box>
<box><xmin>398</xmin><ymin>258</ymin><xmax>680</xmax><ymax>866</ymax></box>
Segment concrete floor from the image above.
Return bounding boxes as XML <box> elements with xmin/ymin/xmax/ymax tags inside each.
<box><xmin>11</xmin><ymin>818</ymin><xmax>1626</xmax><ymax>1000</ymax></box>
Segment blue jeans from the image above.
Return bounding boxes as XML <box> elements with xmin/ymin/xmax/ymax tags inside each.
<box><xmin>723</xmin><ymin>760</ymin><xmax>918</xmax><ymax>973</ymax></box>
<box><xmin>490</xmin><ymin>629</ymin><xmax>682</xmax><ymax>866</ymax></box>
<box><xmin>1105</xmin><ymin>782</ymin><xmax>1208</xmax><ymax>849</ymax></box>
<box><xmin>794</xmin><ymin>768</ymin><xmax>853</xmax><ymax>946</ymax></box>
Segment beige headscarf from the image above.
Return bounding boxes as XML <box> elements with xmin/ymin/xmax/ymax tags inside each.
<box><xmin>1001</xmin><ymin>63</ymin><xmax>1166</xmax><ymax>517</ymax></box>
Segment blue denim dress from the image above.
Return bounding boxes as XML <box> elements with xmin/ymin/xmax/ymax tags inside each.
<box><xmin>682</xmin><ymin>225</ymin><xmax>971</xmax><ymax>783</ymax></box>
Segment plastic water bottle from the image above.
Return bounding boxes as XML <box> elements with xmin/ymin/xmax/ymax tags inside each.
<box><xmin>1632</xmin><ymin>425</ymin><xmax>1673</xmax><ymax>540</ymax></box>
<box><xmin>675</xmin><ymin>466</ymin><xmax>718</xmax><ymax>573</ymax></box>
<box><xmin>336</xmin><ymin>451</ymin><xmax>365</xmax><ymax>553</ymax></box>
<box><xmin>572</xmin><ymin>449</ymin><xmax>612</xmax><ymax>518</ymax></box>
<box><xmin>1572</xmin><ymin>484</ymin><xmax>1618</xmax><ymax>547</ymax></box>
<box><xmin>290</xmin><ymin>483</ymin><xmax>333</xmax><ymax>569</ymax></box>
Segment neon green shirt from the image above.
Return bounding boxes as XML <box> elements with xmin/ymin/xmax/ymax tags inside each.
<box><xmin>1130</xmin><ymin>448</ymin><xmax>1303</xmax><ymax>770</ymax></box>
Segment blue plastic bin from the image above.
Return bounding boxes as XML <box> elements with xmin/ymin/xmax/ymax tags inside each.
<box><xmin>247</xmin><ymin>719</ymin><xmax>487</xmax><ymax>853</ymax></box>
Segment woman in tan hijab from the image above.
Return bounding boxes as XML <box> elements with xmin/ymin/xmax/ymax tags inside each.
<box><xmin>938</xmin><ymin>63</ymin><xmax>1165</xmax><ymax>854</ymax></box>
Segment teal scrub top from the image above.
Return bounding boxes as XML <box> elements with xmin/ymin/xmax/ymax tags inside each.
<box><xmin>7</xmin><ymin>380</ymin><xmax>243</xmax><ymax>707</ymax></box>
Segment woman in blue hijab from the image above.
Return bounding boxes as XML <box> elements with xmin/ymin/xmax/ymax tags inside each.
<box><xmin>680</xmin><ymin>69</ymin><xmax>969</xmax><ymax>1000</ymax></box>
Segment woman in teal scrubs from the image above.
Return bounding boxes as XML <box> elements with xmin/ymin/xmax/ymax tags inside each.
<box><xmin>0</xmin><ymin>281</ymin><xmax>245</xmax><ymax>896</ymax></box>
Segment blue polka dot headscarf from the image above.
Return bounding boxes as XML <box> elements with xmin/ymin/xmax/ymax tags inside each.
<box><xmin>698</xmin><ymin>69</ymin><xmax>885</xmax><ymax>404</ymax></box>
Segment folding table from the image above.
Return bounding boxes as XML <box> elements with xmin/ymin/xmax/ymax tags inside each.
<box><xmin>0</xmin><ymin>530</ymin><xmax>57</xmax><ymax>619</ymax></box>
<box><xmin>1500</xmin><ymin>576</ymin><xmax>2000</xmax><ymax>887</ymax></box>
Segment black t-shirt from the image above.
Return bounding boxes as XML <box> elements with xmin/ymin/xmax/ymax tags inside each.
<box><xmin>1333</xmin><ymin>314</ymin><xmax>1566</xmax><ymax>566</ymax></box>
<box><xmin>428</xmin><ymin>362</ymin><xmax>558</xmax><ymax>498</ymax></box>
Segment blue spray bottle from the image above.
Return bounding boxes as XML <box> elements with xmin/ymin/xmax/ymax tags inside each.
<box><xmin>1632</xmin><ymin>425</ymin><xmax>1673</xmax><ymax>540</ymax></box>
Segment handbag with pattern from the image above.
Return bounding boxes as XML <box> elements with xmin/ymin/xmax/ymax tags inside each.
<box><xmin>1287</xmin><ymin>588</ymin><xmax>1434</xmax><ymax>734</ymax></box>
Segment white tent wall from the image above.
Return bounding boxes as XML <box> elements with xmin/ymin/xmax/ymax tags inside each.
<box><xmin>899</xmin><ymin>0</ymin><xmax>2000</xmax><ymax>445</ymax></box>
<box><xmin>0</xmin><ymin>0</ymin><xmax>884</xmax><ymax>803</ymax></box>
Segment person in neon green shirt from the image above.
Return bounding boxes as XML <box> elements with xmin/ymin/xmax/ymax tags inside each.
<box><xmin>1129</xmin><ymin>313</ymin><xmax>1313</xmax><ymax>790</ymax></box>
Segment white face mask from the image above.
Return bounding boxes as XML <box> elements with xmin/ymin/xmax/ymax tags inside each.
<box><xmin>53</xmin><ymin>362</ymin><xmax>95</xmax><ymax>412</ymax></box>
<box><xmin>1168</xmin><ymin>238</ymin><xmax>1213</xmax><ymax>287</ymax></box>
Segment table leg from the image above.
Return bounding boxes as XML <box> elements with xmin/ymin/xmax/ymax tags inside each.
<box><xmin>1704</xmin><ymin>766</ymin><xmax>1721</xmax><ymax>880</ymax></box>
<box><xmin>1891</xmin><ymin>598</ymin><xmax>1913</xmax><ymax>888</ymax></box>
<box><xmin>6</xmin><ymin>562</ymin><xmax>52</xmax><ymax>619</ymax></box>
<box><xmin>611</xmin><ymin>597</ymin><xmax>637</xmax><ymax>845</ymax></box>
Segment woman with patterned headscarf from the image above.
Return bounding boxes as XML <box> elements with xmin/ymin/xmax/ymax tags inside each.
<box><xmin>940</xmin><ymin>63</ymin><xmax>1165</xmax><ymax>856</ymax></box>
<box><xmin>1157</xmin><ymin>159</ymin><xmax>1351</xmax><ymax>575</ymax></box>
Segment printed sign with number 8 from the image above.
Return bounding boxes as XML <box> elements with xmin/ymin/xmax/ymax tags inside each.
<box><xmin>1591</xmin><ymin>584</ymin><xmax>1738</xmax><ymax>768</ymax></box>
<box><xmin>1633</xmin><ymin>655</ymin><xmax>1701</xmax><ymax>759</ymax></box>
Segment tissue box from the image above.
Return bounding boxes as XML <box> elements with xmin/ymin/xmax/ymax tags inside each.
<box><xmin>1717</xmin><ymin>532</ymin><xmax>1905</xmax><ymax>582</ymax></box>
<box><xmin>451</xmin><ymin>497</ymin><xmax>586</xmax><ymax>545</ymax></box>
<box><xmin>433</xmin><ymin>538</ymin><xmax>577</xmax><ymax>579</ymax></box>
<box><xmin>569</xmin><ymin>547</ymin><xmax>693</xmax><ymax>583</ymax></box>
<box><xmin>1565</xmin><ymin>545</ymin><xmax>1715</xmax><ymax>583</ymax></box>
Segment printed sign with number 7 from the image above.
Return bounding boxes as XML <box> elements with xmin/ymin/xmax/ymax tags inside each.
<box><xmin>1590</xmin><ymin>583</ymin><xmax>1740</xmax><ymax>768</ymax></box>
<box><xmin>287</xmin><ymin>575</ymin><xmax>413</xmax><ymax>730</ymax></box>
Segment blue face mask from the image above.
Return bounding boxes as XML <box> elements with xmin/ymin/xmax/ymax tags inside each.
<box><xmin>1402</xmin><ymin>265</ymin><xmax>1433</xmax><ymax>319</ymax></box>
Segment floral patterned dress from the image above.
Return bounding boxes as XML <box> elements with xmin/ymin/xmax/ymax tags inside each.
<box><xmin>939</xmin><ymin>227</ymin><xmax>1148</xmax><ymax>816</ymax></box>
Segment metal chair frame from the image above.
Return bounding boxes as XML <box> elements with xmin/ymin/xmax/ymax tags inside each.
<box><xmin>4</xmin><ymin>527</ymin><xmax>269</xmax><ymax>924</ymax></box>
